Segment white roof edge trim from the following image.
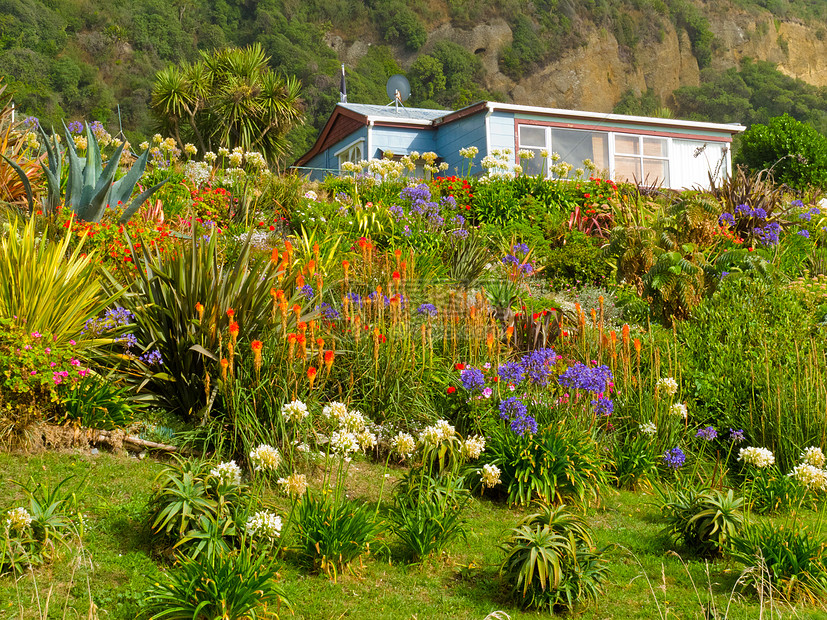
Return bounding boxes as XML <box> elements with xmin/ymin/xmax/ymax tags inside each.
<box><xmin>362</xmin><ymin>116</ymin><xmax>436</xmax><ymax>126</ymax></box>
<box><xmin>486</xmin><ymin>102</ymin><xmax>746</xmax><ymax>133</ymax></box>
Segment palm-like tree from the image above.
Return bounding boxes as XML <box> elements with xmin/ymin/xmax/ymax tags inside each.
<box><xmin>151</xmin><ymin>44</ymin><xmax>304</xmax><ymax>165</ymax></box>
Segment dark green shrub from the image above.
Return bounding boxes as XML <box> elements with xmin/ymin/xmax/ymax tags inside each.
<box><xmin>736</xmin><ymin>114</ymin><xmax>827</xmax><ymax>190</ymax></box>
<box><xmin>656</xmin><ymin>486</ymin><xmax>744</xmax><ymax>556</ymax></box>
<box><xmin>609</xmin><ymin>432</ymin><xmax>659</xmax><ymax>491</ymax></box>
<box><xmin>500</xmin><ymin>504</ymin><xmax>609</xmax><ymax>611</ymax></box>
<box><xmin>728</xmin><ymin>522</ymin><xmax>827</xmax><ymax>602</ymax></box>
<box><xmin>541</xmin><ymin>232</ymin><xmax>611</xmax><ymax>289</ymax></box>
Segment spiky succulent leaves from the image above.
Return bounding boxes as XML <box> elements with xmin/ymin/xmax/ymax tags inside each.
<box><xmin>110</xmin><ymin>147</ymin><xmax>149</xmax><ymax>206</ymax></box>
<box><xmin>119</xmin><ymin>176</ymin><xmax>169</xmax><ymax>224</ymax></box>
<box><xmin>37</xmin><ymin>125</ymin><xmax>62</xmax><ymax>215</ymax></box>
<box><xmin>1</xmin><ymin>155</ymin><xmax>33</xmax><ymax>212</ymax></box>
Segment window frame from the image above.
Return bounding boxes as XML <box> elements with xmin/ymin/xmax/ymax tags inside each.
<box><xmin>335</xmin><ymin>138</ymin><xmax>365</xmax><ymax>170</ymax></box>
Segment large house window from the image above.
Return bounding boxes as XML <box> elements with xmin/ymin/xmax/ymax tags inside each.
<box><xmin>517</xmin><ymin>125</ymin><xmax>609</xmax><ymax>177</ymax></box>
<box><xmin>335</xmin><ymin>139</ymin><xmax>364</xmax><ymax>170</ymax></box>
<box><xmin>614</xmin><ymin>134</ymin><xmax>669</xmax><ymax>185</ymax></box>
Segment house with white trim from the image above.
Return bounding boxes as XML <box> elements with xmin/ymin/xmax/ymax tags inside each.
<box><xmin>293</xmin><ymin>101</ymin><xmax>745</xmax><ymax>189</ymax></box>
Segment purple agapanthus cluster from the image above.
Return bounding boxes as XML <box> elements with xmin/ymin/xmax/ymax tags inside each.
<box><xmin>460</xmin><ymin>367</ymin><xmax>486</xmax><ymax>393</ymax></box>
<box><xmin>440</xmin><ymin>195</ymin><xmax>457</xmax><ymax>208</ymax></box>
<box><xmin>558</xmin><ymin>362</ymin><xmax>613</xmax><ymax>394</ymax></box>
<box><xmin>591</xmin><ymin>395</ymin><xmax>614</xmax><ymax>416</ymax></box>
<box><xmin>140</xmin><ymin>349</ymin><xmax>164</xmax><ymax>366</ymax></box>
<box><xmin>367</xmin><ymin>290</ymin><xmax>391</xmax><ymax>307</ymax></box>
<box><xmin>497</xmin><ymin>361</ymin><xmax>526</xmax><ymax>385</ymax></box>
<box><xmin>23</xmin><ymin>116</ymin><xmax>39</xmax><ymax>129</ymax></box>
<box><xmin>754</xmin><ymin>221</ymin><xmax>781</xmax><ymax>247</ymax></box>
<box><xmin>695</xmin><ymin>426</ymin><xmax>717</xmax><ymax>441</ymax></box>
<box><xmin>799</xmin><ymin>206</ymin><xmax>821</xmax><ymax>222</ymax></box>
<box><xmin>319</xmin><ymin>302</ymin><xmax>340</xmax><ymax>320</ymax></box>
<box><xmin>389</xmin><ymin>204</ymin><xmax>406</xmax><ymax>222</ymax></box>
<box><xmin>735</xmin><ymin>203</ymin><xmax>767</xmax><ymax>220</ymax></box>
<box><xmin>416</xmin><ymin>303</ymin><xmax>438</xmax><ymax>317</ymax></box>
<box><xmin>729</xmin><ymin>428</ymin><xmax>746</xmax><ymax>443</ymax></box>
<box><xmin>300</xmin><ymin>284</ymin><xmax>314</xmax><ymax>299</ymax></box>
<box><xmin>345</xmin><ymin>292</ymin><xmax>363</xmax><ymax>308</ymax></box>
<box><xmin>521</xmin><ymin>348</ymin><xmax>558</xmax><ymax>386</ymax></box>
<box><xmin>513</xmin><ymin>243</ymin><xmax>530</xmax><ymax>255</ymax></box>
<box><xmin>67</xmin><ymin>121</ymin><xmax>84</xmax><ymax>134</ymax></box>
<box><xmin>498</xmin><ymin>396</ymin><xmax>537</xmax><ymax>436</ymax></box>
<box><xmin>663</xmin><ymin>447</ymin><xmax>686</xmax><ymax>469</ymax></box>
<box><xmin>83</xmin><ymin>306</ymin><xmax>134</xmax><ymax>336</ymax></box>
<box><xmin>400</xmin><ymin>184</ymin><xmax>431</xmax><ymax>204</ymax></box>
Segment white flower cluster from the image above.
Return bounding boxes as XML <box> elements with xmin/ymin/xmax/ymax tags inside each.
<box><xmin>356</xmin><ymin>430</ymin><xmax>377</xmax><ymax>450</ymax></box>
<box><xmin>738</xmin><ymin>446</ymin><xmax>775</xmax><ymax>468</ymax></box>
<box><xmin>517</xmin><ymin>149</ymin><xmax>535</xmax><ymax>160</ymax></box>
<box><xmin>801</xmin><ymin>446</ymin><xmax>826</xmax><ymax>468</ymax></box>
<box><xmin>139</xmin><ymin>141</ymin><xmax>150</xmax><ymax>151</ymax></box>
<box><xmin>281</xmin><ymin>400</ymin><xmax>309</xmax><ymax>423</ymax></box>
<box><xmin>245</xmin><ymin>510</ymin><xmax>282</xmax><ymax>541</ymax></box>
<box><xmin>249</xmin><ymin>444</ymin><xmax>281</xmax><ymax>472</ymax></box>
<box><xmin>459</xmin><ymin>146</ymin><xmax>479</xmax><ymax>159</ymax></box>
<box><xmin>304</xmin><ymin>190</ymin><xmax>318</xmax><ymax>201</ymax></box>
<box><xmin>481</xmin><ymin>463</ymin><xmax>501</xmax><ymax>488</ymax></box>
<box><xmin>391</xmin><ymin>432</ymin><xmax>416</xmax><ymax>458</ymax></box>
<box><xmin>184</xmin><ymin>161</ymin><xmax>211</xmax><ymax>188</ymax></box>
<box><xmin>418</xmin><ymin>419</ymin><xmax>455</xmax><ymax>446</ymax></box>
<box><xmin>204</xmin><ymin>151</ymin><xmax>217</xmax><ymax>164</ymax></box>
<box><xmin>670</xmin><ymin>403</ymin><xmax>688</xmax><ymax>419</ymax></box>
<box><xmin>338</xmin><ymin>409</ymin><xmax>366</xmax><ymax>433</ymax></box>
<box><xmin>330</xmin><ymin>430</ymin><xmax>360</xmax><ymax>455</ymax></box>
<box><xmin>5</xmin><ymin>507</ymin><xmax>33</xmax><ymax>532</ymax></box>
<box><xmin>322</xmin><ymin>401</ymin><xmax>348</xmax><ymax>422</ymax></box>
<box><xmin>790</xmin><ymin>463</ymin><xmax>827</xmax><ymax>490</ymax></box>
<box><xmin>639</xmin><ymin>422</ymin><xmax>657</xmax><ymax>437</ymax></box>
<box><xmin>184</xmin><ymin>143</ymin><xmax>198</xmax><ymax>157</ymax></box>
<box><xmin>23</xmin><ymin>131</ymin><xmax>40</xmax><ymax>151</ymax></box>
<box><xmin>277</xmin><ymin>473</ymin><xmax>308</xmax><ymax>497</ymax></box>
<box><xmin>462</xmin><ymin>435</ymin><xmax>486</xmax><ymax>460</ymax></box>
<box><xmin>656</xmin><ymin>377</ymin><xmax>678</xmax><ymax>397</ymax></box>
<box><xmin>210</xmin><ymin>460</ymin><xmax>242</xmax><ymax>485</ymax></box>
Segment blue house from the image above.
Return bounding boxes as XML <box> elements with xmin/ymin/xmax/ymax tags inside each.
<box><xmin>293</xmin><ymin>101</ymin><xmax>745</xmax><ymax>190</ymax></box>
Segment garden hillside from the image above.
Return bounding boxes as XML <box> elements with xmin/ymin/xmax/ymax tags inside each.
<box><xmin>6</xmin><ymin>0</ymin><xmax>827</xmax><ymax>160</ymax></box>
<box><xmin>4</xmin><ymin>81</ymin><xmax>827</xmax><ymax>617</ymax></box>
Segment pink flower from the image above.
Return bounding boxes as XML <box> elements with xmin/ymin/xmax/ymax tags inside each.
<box><xmin>44</xmin><ymin>348</ymin><xmax>51</xmax><ymax>353</ymax></box>
<box><xmin>70</xmin><ymin>359</ymin><xmax>80</xmax><ymax>366</ymax></box>
<box><xmin>69</xmin><ymin>340</ymin><xmax>76</xmax><ymax>346</ymax></box>
<box><xmin>30</xmin><ymin>370</ymin><xmax>37</xmax><ymax>376</ymax></box>
<box><xmin>50</xmin><ymin>362</ymin><xmax>56</xmax><ymax>367</ymax></box>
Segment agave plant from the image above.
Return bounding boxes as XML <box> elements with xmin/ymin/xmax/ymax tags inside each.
<box><xmin>9</xmin><ymin>122</ymin><xmax>167</xmax><ymax>222</ymax></box>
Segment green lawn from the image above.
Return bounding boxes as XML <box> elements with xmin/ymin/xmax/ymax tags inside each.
<box><xmin>1</xmin><ymin>450</ymin><xmax>825</xmax><ymax>619</ymax></box>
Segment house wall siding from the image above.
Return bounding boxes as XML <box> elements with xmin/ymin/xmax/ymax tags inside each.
<box><xmin>371</xmin><ymin>126</ymin><xmax>437</xmax><ymax>159</ymax></box>
<box><xmin>436</xmin><ymin>113</ymin><xmax>486</xmax><ymax>175</ymax></box>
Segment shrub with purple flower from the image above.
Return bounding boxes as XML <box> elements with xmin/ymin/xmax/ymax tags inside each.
<box><xmin>416</xmin><ymin>303</ymin><xmax>438</xmax><ymax>317</ymax></box>
<box><xmin>460</xmin><ymin>367</ymin><xmax>486</xmax><ymax>393</ymax></box>
<box><xmin>319</xmin><ymin>302</ymin><xmax>340</xmax><ymax>320</ymax></box>
<box><xmin>558</xmin><ymin>362</ymin><xmax>613</xmax><ymax>395</ymax></box>
<box><xmin>499</xmin><ymin>396</ymin><xmax>528</xmax><ymax>420</ymax></box>
<box><xmin>520</xmin><ymin>348</ymin><xmax>557</xmax><ymax>386</ymax></box>
<box><xmin>497</xmin><ymin>361</ymin><xmax>526</xmax><ymax>386</ymax></box>
<box><xmin>695</xmin><ymin>426</ymin><xmax>717</xmax><ymax>441</ymax></box>
<box><xmin>300</xmin><ymin>284</ymin><xmax>314</xmax><ymax>299</ymax></box>
<box><xmin>140</xmin><ymin>349</ymin><xmax>164</xmax><ymax>366</ymax></box>
<box><xmin>591</xmin><ymin>396</ymin><xmax>614</xmax><ymax>416</ymax></box>
<box><xmin>663</xmin><ymin>447</ymin><xmax>686</xmax><ymax>469</ymax></box>
<box><xmin>729</xmin><ymin>428</ymin><xmax>746</xmax><ymax>444</ymax></box>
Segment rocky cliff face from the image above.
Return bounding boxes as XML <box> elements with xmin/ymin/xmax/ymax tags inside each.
<box><xmin>329</xmin><ymin>6</ymin><xmax>827</xmax><ymax>113</ymax></box>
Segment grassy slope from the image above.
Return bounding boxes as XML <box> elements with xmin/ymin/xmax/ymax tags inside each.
<box><xmin>1</xmin><ymin>450</ymin><xmax>824</xmax><ymax>619</ymax></box>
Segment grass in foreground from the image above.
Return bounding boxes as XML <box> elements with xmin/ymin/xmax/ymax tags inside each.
<box><xmin>1</xmin><ymin>450</ymin><xmax>825</xmax><ymax>619</ymax></box>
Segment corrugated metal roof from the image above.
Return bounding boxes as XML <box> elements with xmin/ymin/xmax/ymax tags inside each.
<box><xmin>339</xmin><ymin>103</ymin><xmax>449</xmax><ymax>122</ymax></box>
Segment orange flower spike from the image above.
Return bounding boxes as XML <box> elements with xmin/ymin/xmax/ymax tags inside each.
<box><xmin>297</xmin><ymin>321</ymin><xmax>307</xmax><ymax>333</ymax></box>
<box><xmin>270</xmin><ymin>248</ymin><xmax>279</xmax><ymax>263</ymax></box>
<box><xmin>284</xmin><ymin>240</ymin><xmax>293</xmax><ymax>256</ymax></box>
<box><xmin>296</xmin><ymin>274</ymin><xmax>305</xmax><ymax>288</ymax></box>
<box><xmin>307</xmin><ymin>260</ymin><xmax>316</xmax><ymax>276</ymax></box>
<box><xmin>275</xmin><ymin>289</ymin><xmax>285</xmax><ymax>301</ymax></box>
<box><xmin>229</xmin><ymin>321</ymin><xmax>240</xmax><ymax>343</ymax></box>
<box><xmin>307</xmin><ymin>366</ymin><xmax>317</xmax><ymax>389</ymax></box>
<box><xmin>392</xmin><ymin>270</ymin><xmax>401</xmax><ymax>282</ymax></box>
<box><xmin>506</xmin><ymin>325</ymin><xmax>514</xmax><ymax>342</ymax></box>
<box><xmin>226</xmin><ymin>308</ymin><xmax>235</xmax><ymax>319</ymax></box>
<box><xmin>220</xmin><ymin>358</ymin><xmax>229</xmax><ymax>381</ymax></box>
<box><xmin>486</xmin><ymin>330</ymin><xmax>494</xmax><ymax>349</ymax></box>
<box><xmin>195</xmin><ymin>302</ymin><xmax>204</xmax><ymax>321</ymax></box>
<box><xmin>622</xmin><ymin>323</ymin><xmax>630</xmax><ymax>347</ymax></box>
<box><xmin>342</xmin><ymin>259</ymin><xmax>350</xmax><ymax>274</ymax></box>
<box><xmin>633</xmin><ymin>338</ymin><xmax>641</xmax><ymax>353</ymax></box>
<box><xmin>590</xmin><ymin>308</ymin><xmax>597</xmax><ymax>327</ymax></box>
<box><xmin>610</xmin><ymin>330</ymin><xmax>617</xmax><ymax>346</ymax></box>
<box><xmin>394</xmin><ymin>248</ymin><xmax>402</xmax><ymax>263</ymax></box>
<box><xmin>292</xmin><ymin>304</ymin><xmax>301</xmax><ymax>318</ymax></box>
<box><xmin>324</xmin><ymin>349</ymin><xmax>334</xmax><ymax>372</ymax></box>
<box><xmin>269</xmin><ymin>288</ymin><xmax>277</xmax><ymax>300</ymax></box>
<box><xmin>251</xmin><ymin>340</ymin><xmax>263</xmax><ymax>373</ymax></box>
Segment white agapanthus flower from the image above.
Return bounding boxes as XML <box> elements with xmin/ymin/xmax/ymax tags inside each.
<box><xmin>656</xmin><ymin>377</ymin><xmax>678</xmax><ymax>397</ymax></box>
<box><xmin>330</xmin><ymin>431</ymin><xmax>360</xmax><ymax>455</ymax></box>
<box><xmin>210</xmin><ymin>460</ymin><xmax>242</xmax><ymax>485</ymax></box>
<box><xmin>801</xmin><ymin>446</ymin><xmax>826</xmax><ymax>468</ymax></box>
<box><xmin>322</xmin><ymin>401</ymin><xmax>349</xmax><ymax>423</ymax></box>
<box><xmin>249</xmin><ymin>444</ymin><xmax>281</xmax><ymax>472</ymax></box>
<box><xmin>738</xmin><ymin>446</ymin><xmax>775</xmax><ymax>468</ymax></box>
<box><xmin>462</xmin><ymin>435</ymin><xmax>486</xmax><ymax>460</ymax></box>
<box><xmin>434</xmin><ymin>420</ymin><xmax>455</xmax><ymax>441</ymax></box>
<box><xmin>357</xmin><ymin>430</ymin><xmax>377</xmax><ymax>451</ymax></box>
<box><xmin>281</xmin><ymin>400</ymin><xmax>309</xmax><ymax>423</ymax></box>
<box><xmin>304</xmin><ymin>190</ymin><xmax>318</xmax><ymax>201</ymax></box>
<box><xmin>790</xmin><ymin>463</ymin><xmax>827</xmax><ymax>490</ymax></box>
<box><xmin>391</xmin><ymin>432</ymin><xmax>415</xmax><ymax>458</ymax></box>
<box><xmin>670</xmin><ymin>403</ymin><xmax>688</xmax><ymax>419</ymax></box>
<box><xmin>481</xmin><ymin>463</ymin><xmax>501</xmax><ymax>488</ymax></box>
<box><xmin>5</xmin><ymin>507</ymin><xmax>33</xmax><ymax>532</ymax></box>
<box><xmin>640</xmin><ymin>422</ymin><xmax>657</xmax><ymax>437</ymax></box>
<box><xmin>277</xmin><ymin>473</ymin><xmax>308</xmax><ymax>497</ymax></box>
<box><xmin>338</xmin><ymin>409</ymin><xmax>366</xmax><ymax>432</ymax></box>
<box><xmin>245</xmin><ymin>510</ymin><xmax>282</xmax><ymax>541</ymax></box>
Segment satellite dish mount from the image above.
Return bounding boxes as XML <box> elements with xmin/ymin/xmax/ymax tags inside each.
<box><xmin>385</xmin><ymin>75</ymin><xmax>411</xmax><ymax>112</ymax></box>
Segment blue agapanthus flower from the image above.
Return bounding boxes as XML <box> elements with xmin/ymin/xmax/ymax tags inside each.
<box><xmin>416</xmin><ymin>303</ymin><xmax>438</xmax><ymax>317</ymax></box>
<box><xmin>460</xmin><ymin>367</ymin><xmax>485</xmax><ymax>393</ymax></box>
<box><xmin>497</xmin><ymin>361</ymin><xmax>526</xmax><ymax>385</ymax></box>
<box><xmin>499</xmin><ymin>396</ymin><xmax>528</xmax><ymax>420</ymax></box>
<box><xmin>663</xmin><ymin>447</ymin><xmax>686</xmax><ymax>469</ymax></box>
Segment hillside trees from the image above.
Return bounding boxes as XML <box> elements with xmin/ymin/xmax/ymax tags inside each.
<box><xmin>151</xmin><ymin>44</ymin><xmax>304</xmax><ymax>164</ymax></box>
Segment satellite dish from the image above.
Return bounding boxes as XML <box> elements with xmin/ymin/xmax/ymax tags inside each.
<box><xmin>386</xmin><ymin>74</ymin><xmax>411</xmax><ymax>104</ymax></box>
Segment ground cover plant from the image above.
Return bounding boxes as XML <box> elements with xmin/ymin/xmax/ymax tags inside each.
<box><xmin>3</xmin><ymin>92</ymin><xmax>827</xmax><ymax>618</ymax></box>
